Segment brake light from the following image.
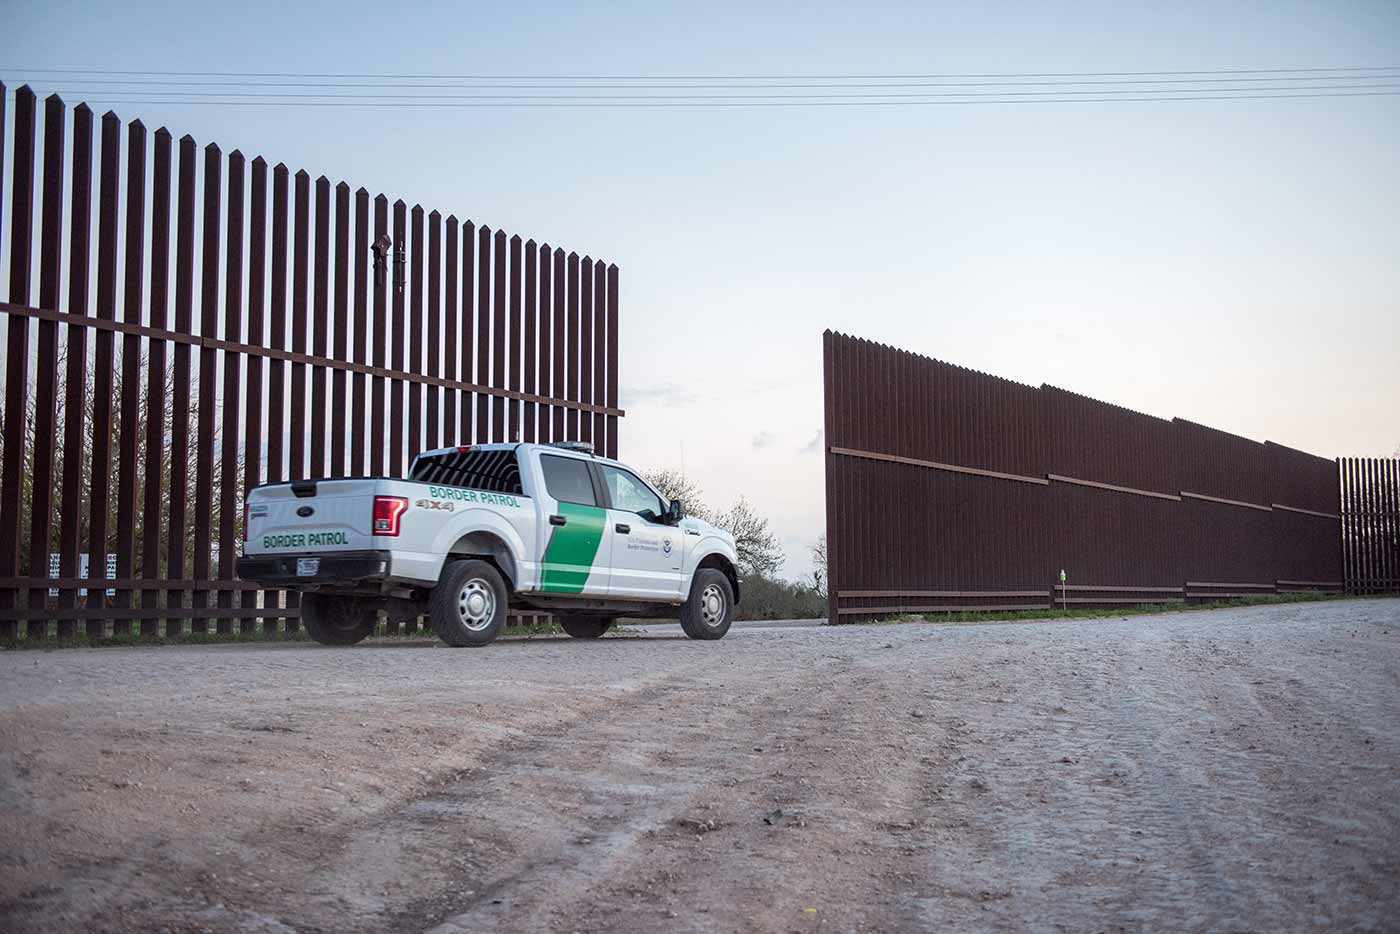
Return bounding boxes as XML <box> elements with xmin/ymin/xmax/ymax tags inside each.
<box><xmin>373</xmin><ymin>496</ymin><xmax>409</xmax><ymax>536</ymax></box>
<box><xmin>456</xmin><ymin>445</ymin><xmax>473</xmax><ymax>453</ymax></box>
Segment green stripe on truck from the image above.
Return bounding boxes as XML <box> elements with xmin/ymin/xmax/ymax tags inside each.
<box><xmin>540</xmin><ymin>502</ymin><xmax>607</xmax><ymax>592</ymax></box>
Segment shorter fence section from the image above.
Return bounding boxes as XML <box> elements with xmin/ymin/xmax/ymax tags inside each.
<box><xmin>1342</xmin><ymin>457</ymin><xmax>1400</xmax><ymax>595</ymax></box>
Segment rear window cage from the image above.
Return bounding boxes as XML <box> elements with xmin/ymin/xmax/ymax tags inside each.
<box><xmin>410</xmin><ymin>449</ymin><xmax>524</xmax><ymax>494</ymax></box>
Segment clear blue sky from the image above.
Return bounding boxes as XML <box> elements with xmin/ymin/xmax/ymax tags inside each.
<box><xmin>3</xmin><ymin>0</ymin><xmax>1398</xmax><ymax>580</ymax></box>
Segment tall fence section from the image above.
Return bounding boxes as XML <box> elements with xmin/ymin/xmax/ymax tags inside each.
<box><xmin>0</xmin><ymin>83</ymin><xmax>622</xmax><ymax>641</ymax></box>
<box><xmin>821</xmin><ymin>330</ymin><xmax>1372</xmax><ymax>623</ymax></box>
<box><xmin>1342</xmin><ymin>457</ymin><xmax>1400</xmax><ymax>596</ymax></box>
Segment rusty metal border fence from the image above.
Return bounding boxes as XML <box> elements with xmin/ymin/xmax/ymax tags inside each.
<box><xmin>822</xmin><ymin>331</ymin><xmax>1351</xmax><ymax>622</ymax></box>
<box><xmin>1342</xmin><ymin>457</ymin><xmax>1400</xmax><ymax>595</ymax></box>
<box><xmin>0</xmin><ymin>84</ymin><xmax>622</xmax><ymax>641</ymax></box>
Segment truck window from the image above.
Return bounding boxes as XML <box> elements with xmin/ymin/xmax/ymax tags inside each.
<box><xmin>540</xmin><ymin>455</ymin><xmax>597</xmax><ymax>506</ymax></box>
<box><xmin>410</xmin><ymin>448</ymin><xmax>524</xmax><ymax>494</ymax></box>
<box><xmin>599</xmin><ymin>464</ymin><xmax>663</xmax><ymax>521</ymax></box>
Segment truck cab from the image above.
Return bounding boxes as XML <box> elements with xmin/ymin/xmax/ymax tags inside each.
<box><xmin>236</xmin><ymin>442</ymin><xmax>741</xmax><ymax>646</ymax></box>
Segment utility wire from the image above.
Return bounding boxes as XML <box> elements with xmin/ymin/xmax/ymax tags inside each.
<box><xmin>2</xmin><ymin>73</ymin><xmax>1398</xmax><ymax>90</ymax></box>
<box><xmin>41</xmin><ymin>90</ymin><xmax>1400</xmax><ymax>109</ymax></box>
<box><xmin>9</xmin><ymin>65</ymin><xmax>1398</xmax><ymax>108</ymax></box>
<box><xmin>28</xmin><ymin>83</ymin><xmax>1400</xmax><ymax>101</ymax></box>
<box><xmin>5</xmin><ymin>65</ymin><xmax>1400</xmax><ymax>80</ymax></box>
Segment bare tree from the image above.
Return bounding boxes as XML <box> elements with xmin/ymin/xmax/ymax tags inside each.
<box><xmin>643</xmin><ymin>468</ymin><xmax>713</xmax><ymax>523</ymax></box>
<box><xmin>714</xmin><ymin>497</ymin><xmax>784</xmax><ymax>578</ymax></box>
<box><xmin>809</xmin><ymin>534</ymin><xmax>827</xmax><ymax>599</ymax></box>
<box><xmin>643</xmin><ymin>468</ymin><xmax>784</xmax><ymax>578</ymax></box>
<box><xmin>0</xmin><ymin>347</ymin><xmax>241</xmax><ymax>578</ymax></box>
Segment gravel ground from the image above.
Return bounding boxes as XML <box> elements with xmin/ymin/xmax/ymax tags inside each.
<box><xmin>1</xmin><ymin>599</ymin><xmax>1398</xmax><ymax>933</ymax></box>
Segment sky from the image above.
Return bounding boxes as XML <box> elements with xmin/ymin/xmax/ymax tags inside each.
<box><xmin>2</xmin><ymin>0</ymin><xmax>1398</xmax><ymax>581</ymax></box>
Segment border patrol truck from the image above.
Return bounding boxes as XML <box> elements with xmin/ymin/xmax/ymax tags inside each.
<box><xmin>235</xmin><ymin>442</ymin><xmax>741</xmax><ymax>647</ymax></box>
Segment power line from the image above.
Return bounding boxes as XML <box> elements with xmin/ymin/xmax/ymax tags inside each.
<box><xmin>9</xmin><ymin>65</ymin><xmax>1397</xmax><ymax>108</ymax></box>
<box><xmin>4</xmin><ymin>74</ymin><xmax>1398</xmax><ymax>91</ymax></box>
<box><xmin>27</xmin><ymin>83</ymin><xmax>1400</xmax><ymax>102</ymax></box>
<box><xmin>4</xmin><ymin>65</ymin><xmax>1399</xmax><ymax>80</ymax></box>
<box><xmin>38</xmin><ymin>90</ymin><xmax>1400</xmax><ymax>109</ymax></box>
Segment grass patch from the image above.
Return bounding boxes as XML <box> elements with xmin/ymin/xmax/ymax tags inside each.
<box><xmin>0</xmin><ymin>619</ymin><xmax>564</xmax><ymax>650</ymax></box>
<box><xmin>859</xmin><ymin>591</ymin><xmax>1373</xmax><ymax>626</ymax></box>
<box><xmin>0</xmin><ymin>628</ymin><xmax>309</xmax><ymax>651</ymax></box>
<box><xmin>499</xmin><ymin>620</ymin><xmax>565</xmax><ymax>638</ymax></box>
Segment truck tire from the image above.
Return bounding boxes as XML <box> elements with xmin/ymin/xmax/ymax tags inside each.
<box><xmin>430</xmin><ymin>559</ymin><xmax>508</xmax><ymax>647</ymax></box>
<box><xmin>558</xmin><ymin>615</ymin><xmax>613</xmax><ymax>639</ymax></box>
<box><xmin>300</xmin><ymin>594</ymin><xmax>378</xmax><ymax>646</ymax></box>
<box><xmin>680</xmin><ymin>569</ymin><xmax>734</xmax><ymax>641</ymax></box>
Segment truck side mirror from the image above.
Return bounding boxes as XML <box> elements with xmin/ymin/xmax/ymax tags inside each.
<box><xmin>666</xmin><ymin>499</ymin><xmax>684</xmax><ymax>525</ymax></box>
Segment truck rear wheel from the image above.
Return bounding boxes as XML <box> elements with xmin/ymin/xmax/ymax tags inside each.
<box><xmin>558</xmin><ymin>615</ymin><xmax>613</xmax><ymax>639</ymax></box>
<box><xmin>680</xmin><ymin>569</ymin><xmax>734</xmax><ymax>641</ymax></box>
<box><xmin>300</xmin><ymin>594</ymin><xmax>378</xmax><ymax>646</ymax></box>
<box><xmin>430</xmin><ymin>559</ymin><xmax>508</xmax><ymax>647</ymax></box>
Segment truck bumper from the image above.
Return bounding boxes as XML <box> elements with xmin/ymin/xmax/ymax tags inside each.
<box><xmin>235</xmin><ymin>550</ymin><xmax>393</xmax><ymax>587</ymax></box>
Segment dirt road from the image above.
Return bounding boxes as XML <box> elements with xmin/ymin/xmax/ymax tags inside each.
<box><xmin>2</xmin><ymin>599</ymin><xmax>1398</xmax><ymax>932</ymax></box>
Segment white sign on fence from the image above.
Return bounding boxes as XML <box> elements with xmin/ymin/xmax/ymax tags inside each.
<box><xmin>46</xmin><ymin>553</ymin><xmax>117</xmax><ymax>598</ymax></box>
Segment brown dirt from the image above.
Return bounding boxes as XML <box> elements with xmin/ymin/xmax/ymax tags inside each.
<box><xmin>2</xmin><ymin>599</ymin><xmax>1398</xmax><ymax>932</ymax></box>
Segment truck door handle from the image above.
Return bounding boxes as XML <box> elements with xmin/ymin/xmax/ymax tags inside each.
<box><xmin>549</xmin><ymin>514</ymin><xmax>567</xmax><ymax>526</ymax></box>
<box><xmin>615</xmin><ymin>523</ymin><xmax>630</xmax><ymax>534</ymax></box>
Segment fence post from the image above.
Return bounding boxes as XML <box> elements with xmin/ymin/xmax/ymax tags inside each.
<box><xmin>28</xmin><ymin>93</ymin><xmax>66</xmax><ymax>638</ymax></box>
<box><xmin>113</xmin><ymin>119</ymin><xmax>147</xmax><ymax>635</ymax></box>
<box><xmin>0</xmin><ymin>85</ymin><xmax>35</xmax><ymax>641</ymax></box>
<box><xmin>578</xmin><ymin>257</ymin><xmax>593</xmax><ymax>447</ymax></box>
<box><xmin>243</xmin><ymin>157</ymin><xmax>267</xmax><ymax>633</ymax></box>
<box><xmin>523</xmin><ymin>239</ymin><xmax>537</xmax><ymax>444</ymax></box>
<box><xmin>61</xmin><ymin>105</ymin><xmax>95</xmax><ymax>638</ymax></box>
<box><xmin>389</xmin><ymin>199</ymin><xmax>407</xmax><ymax>476</ymax></box>
<box><xmin>218</xmin><ymin>151</ymin><xmax>246</xmax><ymax>630</ymax></box>
<box><xmin>191</xmin><ymin>141</ymin><xmax>222</xmax><ymax>632</ymax></box>
<box><xmin>536</xmin><ymin>242</ymin><xmax>552</xmax><ymax>445</ymax></box>
<box><xmin>87</xmin><ymin>111</ymin><xmax>122</xmax><ymax>641</ymax></box>
<box><xmin>331</xmin><ymin>182</ymin><xmax>351</xmax><ymax>476</ymax></box>
<box><xmin>606</xmin><ymin>263</ymin><xmax>619</xmax><ymax>458</ymax></box>
<box><xmin>310</xmin><ymin>176</ymin><xmax>331</xmax><ymax>480</ymax></box>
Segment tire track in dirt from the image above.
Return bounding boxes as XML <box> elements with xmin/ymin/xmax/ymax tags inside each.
<box><xmin>0</xmin><ymin>636</ymin><xmax>712</xmax><ymax>932</ymax></box>
<box><xmin>172</xmin><ymin>631</ymin><xmax>953</xmax><ymax>933</ymax></box>
<box><xmin>406</xmin><ymin>641</ymin><xmax>945</xmax><ymax>934</ymax></box>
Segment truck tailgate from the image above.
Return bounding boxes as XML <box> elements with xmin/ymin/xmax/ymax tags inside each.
<box><xmin>245</xmin><ymin>479</ymin><xmax>382</xmax><ymax>554</ymax></box>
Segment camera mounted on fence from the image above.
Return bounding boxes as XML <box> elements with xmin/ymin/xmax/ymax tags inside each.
<box><xmin>372</xmin><ymin>234</ymin><xmax>392</xmax><ymax>287</ymax></box>
<box><xmin>371</xmin><ymin>234</ymin><xmax>408</xmax><ymax>294</ymax></box>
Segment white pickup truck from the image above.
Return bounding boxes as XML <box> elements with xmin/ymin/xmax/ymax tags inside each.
<box><xmin>236</xmin><ymin>442</ymin><xmax>740</xmax><ymax>647</ymax></box>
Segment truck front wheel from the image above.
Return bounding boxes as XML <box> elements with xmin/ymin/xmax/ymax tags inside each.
<box><xmin>558</xmin><ymin>615</ymin><xmax>613</xmax><ymax>639</ymax></box>
<box><xmin>430</xmin><ymin>559</ymin><xmax>508</xmax><ymax>647</ymax></box>
<box><xmin>300</xmin><ymin>594</ymin><xmax>378</xmax><ymax>646</ymax></box>
<box><xmin>680</xmin><ymin>569</ymin><xmax>735</xmax><ymax>641</ymax></box>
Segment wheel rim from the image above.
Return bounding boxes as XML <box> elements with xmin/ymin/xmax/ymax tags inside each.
<box><xmin>457</xmin><ymin>579</ymin><xmax>496</xmax><ymax>632</ymax></box>
<box><xmin>334</xmin><ymin>601</ymin><xmax>368</xmax><ymax>632</ymax></box>
<box><xmin>700</xmin><ymin>583</ymin><xmax>726</xmax><ymax>626</ymax></box>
